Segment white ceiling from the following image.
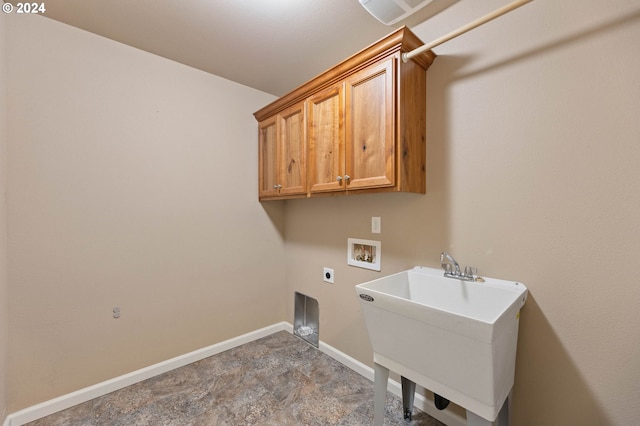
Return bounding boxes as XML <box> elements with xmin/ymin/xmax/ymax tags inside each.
<box><xmin>5</xmin><ymin>0</ymin><xmax>458</xmax><ymax>96</ymax></box>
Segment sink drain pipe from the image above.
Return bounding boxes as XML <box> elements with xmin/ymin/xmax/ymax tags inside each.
<box><xmin>434</xmin><ymin>393</ymin><xmax>450</xmax><ymax>410</ymax></box>
<box><xmin>401</xmin><ymin>377</ymin><xmax>450</xmax><ymax>420</ymax></box>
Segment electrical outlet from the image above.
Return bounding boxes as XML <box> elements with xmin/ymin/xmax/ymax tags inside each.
<box><xmin>113</xmin><ymin>307</ymin><xmax>121</xmax><ymax>319</ymax></box>
<box><xmin>323</xmin><ymin>267</ymin><xmax>334</xmax><ymax>284</ymax></box>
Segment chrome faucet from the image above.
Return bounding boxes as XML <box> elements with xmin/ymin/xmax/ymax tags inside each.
<box><xmin>440</xmin><ymin>252</ymin><xmax>475</xmax><ymax>281</ymax></box>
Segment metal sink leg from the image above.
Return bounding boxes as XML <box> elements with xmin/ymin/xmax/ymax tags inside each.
<box><xmin>401</xmin><ymin>376</ymin><xmax>416</xmax><ymax>420</ymax></box>
<box><xmin>373</xmin><ymin>363</ymin><xmax>389</xmax><ymax>426</ymax></box>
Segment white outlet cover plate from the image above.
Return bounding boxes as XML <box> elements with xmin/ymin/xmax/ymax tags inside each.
<box><xmin>323</xmin><ymin>267</ymin><xmax>334</xmax><ymax>283</ymax></box>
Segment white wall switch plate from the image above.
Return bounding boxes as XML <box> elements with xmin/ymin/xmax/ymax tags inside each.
<box><xmin>372</xmin><ymin>217</ymin><xmax>381</xmax><ymax>234</ymax></box>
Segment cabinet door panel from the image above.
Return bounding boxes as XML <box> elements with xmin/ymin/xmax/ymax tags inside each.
<box><xmin>258</xmin><ymin>116</ymin><xmax>279</xmax><ymax>198</ymax></box>
<box><xmin>345</xmin><ymin>58</ymin><xmax>395</xmax><ymax>190</ymax></box>
<box><xmin>307</xmin><ymin>84</ymin><xmax>345</xmax><ymax>193</ymax></box>
<box><xmin>279</xmin><ymin>103</ymin><xmax>306</xmax><ymax>195</ymax></box>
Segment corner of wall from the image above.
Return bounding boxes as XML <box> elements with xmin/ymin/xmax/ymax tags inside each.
<box><xmin>0</xmin><ymin>8</ymin><xmax>9</xmax><ymax>425</ymax></box>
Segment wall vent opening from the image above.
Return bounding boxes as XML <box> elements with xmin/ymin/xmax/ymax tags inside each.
<box><xmin>294</xmin><ymin>292</ymin><xmax>319</xmax><ymax>347</ymax></box>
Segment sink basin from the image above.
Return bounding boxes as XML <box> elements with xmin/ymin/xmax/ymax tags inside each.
<box><xmin>356</xmin><ymin>266</ymin><xmax>527</xmax><ymax>422</ymax></box>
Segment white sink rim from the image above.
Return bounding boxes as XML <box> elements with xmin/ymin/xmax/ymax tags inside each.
<box><xmin>355</xmin><ymin>266</ymin><xmax>527</xmax><ymax>327</ymax></box>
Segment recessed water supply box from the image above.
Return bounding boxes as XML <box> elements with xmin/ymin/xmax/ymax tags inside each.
<box><xmin>294</xmin><ymin>292</ymin><xmax>319</xmax><ymax>347</ymax></box>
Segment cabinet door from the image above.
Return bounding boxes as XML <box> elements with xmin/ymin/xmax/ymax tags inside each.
<box><xmin>307</xmin><ymin>83</ymin><xmax>345</xmax><ymax>193</ymax></box>
<box><xmin>344</xmin><ymin>57</ymin><xmax>395</xmax><ymax>190</ymax></box>
<box><xmin>258</xmin><ymin>115</ymin><xmax>279</xmax><ymax>198</ymax></box>
<box><xmin>278</xmin><ymin>102</ymin><xmax>307</xmax><ymax>196</ymax></box>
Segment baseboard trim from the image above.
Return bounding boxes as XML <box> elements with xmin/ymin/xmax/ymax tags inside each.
<box><xmin>6</xmin><ymin>321</ymin><xmax>465</xmax><ymax>426</ymax></box>
<box><xmin>6</xmin><ymin>322</ymin><xmax>290</xmax><ymax>426</ymax></box>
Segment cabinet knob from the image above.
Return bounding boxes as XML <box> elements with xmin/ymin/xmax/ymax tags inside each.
<box><xmin>344</xmin><ymin>175</ymin><xmax>351</xmax><ymax>181</ymax></box>
<box><xmin>336</xmin><ymin>176</ymin><xmax>343</xmax><ymax>182</ymax></box>
<box><xmin>273</xmin><ymin>184</ymin><xmax>282</xmax><ymax>190</ymax></box>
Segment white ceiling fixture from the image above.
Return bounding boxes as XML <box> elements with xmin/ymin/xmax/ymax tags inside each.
<box><xmin>359</xmin><ymin>0</ymin><xmax>434</xmax><ymax>25</ymax></box>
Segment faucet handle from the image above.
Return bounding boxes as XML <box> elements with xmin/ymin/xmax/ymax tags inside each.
<box><xmin>442</xmin><ymin>263</ymin><xmax>452</xmax><ymax>274</ymax></box>
<box><xmin>464</xmin><ymin>266</ymin><xmax>477</xmax><ymax>277</ymax></box>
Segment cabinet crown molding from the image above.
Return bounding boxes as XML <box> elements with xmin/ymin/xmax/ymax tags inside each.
<box><xmin>254</xmin><ymin>26</ymin><xmax>435</xmax><ymax>122</ymax></box>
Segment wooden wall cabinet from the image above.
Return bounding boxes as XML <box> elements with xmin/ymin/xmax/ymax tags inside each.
<box><xmin>307</xmin><ymin>82</ymin><xmax>344</xmax><ymax>193</ymax></box>
<box><xmin>258</xmin><ymin>102</ymin><xmax>306</xmax><ymax>198</ymax></box>
<box><xmin>254</xmin><ymin>27</ymin><xmax>435</xmax><ymax>201</ymax></box>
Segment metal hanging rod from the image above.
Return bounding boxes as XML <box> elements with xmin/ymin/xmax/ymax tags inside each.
<box><xmin>402</xmin><ymin>0</ymin><xmax>534</xmax><ymax>62</ymax></box>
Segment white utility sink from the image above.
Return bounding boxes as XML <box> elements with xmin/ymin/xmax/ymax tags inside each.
<box><xmin>356</xmin><ymin>266</ymin><xmax>527</xmax><ymax>425</ymax></box>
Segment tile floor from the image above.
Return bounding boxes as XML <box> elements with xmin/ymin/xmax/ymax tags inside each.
<box><xmin>26</xmin><ymin>331</ymin><xmax>445</xmax><ymax>425</ymax></box>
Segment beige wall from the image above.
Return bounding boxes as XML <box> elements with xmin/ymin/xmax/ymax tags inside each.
<box><xmin>0</xmin><ymin>8</ymin><xmax>8</xmax><ymax>422</ymax></box>
<box><xmin>3</xmin><ymin>0</ymin><xmax>640</xmax><ymax>425</ymax></box>
<box><xmin>6</xmin><ymin>14</ymin><xmax>283</xmax><ymax>411</ymax></box>
<box><xmin>285</xmin><ymin>1</ymin><xmax>640</xmax><ymax>425</ymax></box>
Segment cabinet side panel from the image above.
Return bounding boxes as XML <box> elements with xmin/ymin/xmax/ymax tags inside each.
<box><xmin>398</xmin><ymin>59</ymin><xmax>427</xmax><ymax>193</ymax></box>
